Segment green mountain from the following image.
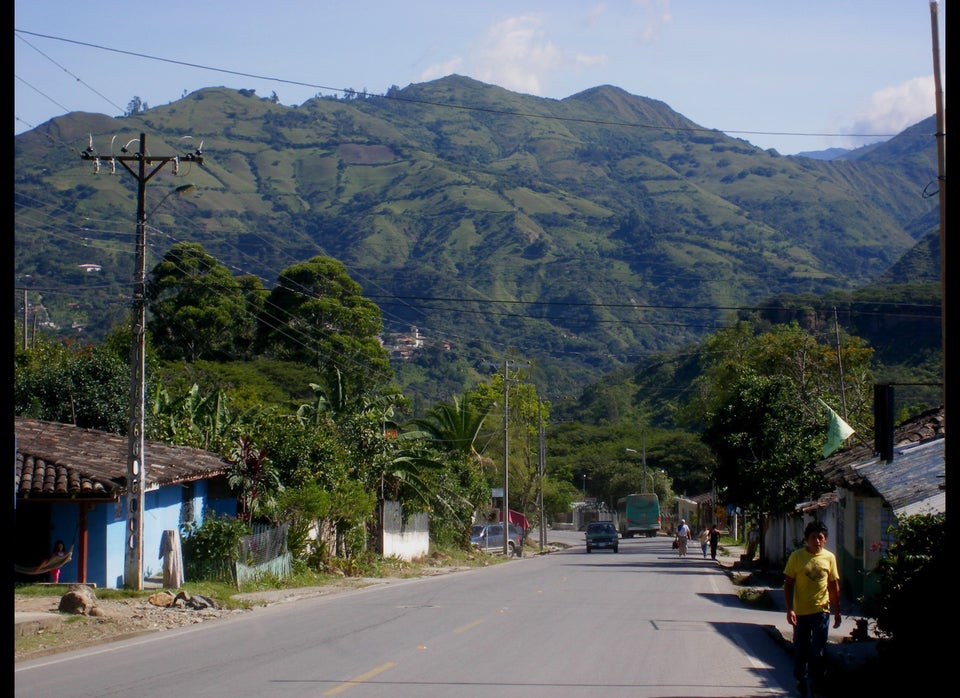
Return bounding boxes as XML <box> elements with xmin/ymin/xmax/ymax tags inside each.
<box><xmin>14</xmin><ymin>76</ymin><xmax>940</xmax><ymax>410</ymax></box>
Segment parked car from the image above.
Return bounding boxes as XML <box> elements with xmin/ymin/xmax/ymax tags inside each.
<box><xmin>584</xmin><ymin>520</ymin><xmax>619</xmax><ymax>553</ymax></box>
<box><xmin>471</xmin><ymin>523</ymin><xmax>525</xmax><ymax>557</ymax></box>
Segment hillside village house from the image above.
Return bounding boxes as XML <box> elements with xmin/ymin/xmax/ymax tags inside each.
<box><xmin>758</xmin><ymin>400</ymin><xmax>944</xmax><ymax>603</ymax></box>
<box><xmin>14</xmin><ymin>417</ymin><xmax>237</xmax><ymax>589</ymax></box>
<box><xmin>812</xmin><ymin>403</ymin><xmax>944</xmax><ymax>601</ymax></box>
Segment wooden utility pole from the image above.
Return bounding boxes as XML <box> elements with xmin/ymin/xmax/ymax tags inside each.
<box><xmin>928</xmin><ymin>0</ymin><xmax>948</xmax><ymax>525</ymax></box>
<box><xmin>81</xmin><ymin>133</ymin><xmax>202</xmax><ymax>589</ymax></box>
<box><xmin>538</xmin><ymin>398</ymin><xmax>546</xmax><ymax>551</ymax></box>
<box><xmin>502</xmin><ymin>357</ymin><xmax>510</xmax><ymax>555</ymax></box>
<box><xmin>22</xmin><ymin>289</ymin><xmax>28</xmax><ymax>350</ymax></box>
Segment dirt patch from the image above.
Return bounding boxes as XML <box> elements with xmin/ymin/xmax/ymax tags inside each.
<box><xmin>15</xmin><ymin>567</ymin><xmax>480</xmax><ymax>661</ymax></box>
<box><xmin>15</xmin><ymin>592</ymin><xmax>244</xmax><ymax>661</ymax></box>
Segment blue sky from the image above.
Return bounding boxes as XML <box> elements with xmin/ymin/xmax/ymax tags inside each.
<box><xmin>14</xmin><ymin>1</ymin><xmax>945</xmax><ymax>154</ymax></box>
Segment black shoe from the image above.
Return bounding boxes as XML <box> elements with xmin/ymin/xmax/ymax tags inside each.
<box><xmin>795</xmin><ymin>679</ymin><xmax>807</xmax><ymax>697</ymax></box>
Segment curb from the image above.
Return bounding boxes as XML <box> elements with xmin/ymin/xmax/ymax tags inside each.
<box><xmin>14</xmin><ymin>611</ymin><xmax>64</xmax><ymax>638</ymax></box>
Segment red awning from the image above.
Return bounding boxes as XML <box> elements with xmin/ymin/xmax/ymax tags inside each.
<box><xmin>500</xmin><ymin>509</ymin><xmax>530</xmax><ymax>530</ymax></box>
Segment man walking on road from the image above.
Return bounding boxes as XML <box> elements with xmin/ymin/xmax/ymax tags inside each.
<box><xmin>675</xmin><ymin>519</ymin><xmax>691</xmax><ymax>557</ymax></box>
<box><xmin>783</xmin><ymin>520</ymin><xmax>841</xmax><ymax>698</ymax></box>
<box><xmin>709</xmin><ymin>524</ymin><xmax>720</xmax><ymax>560</ymax></box>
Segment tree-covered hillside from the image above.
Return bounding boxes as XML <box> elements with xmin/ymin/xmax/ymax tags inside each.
<box><xmin>14</xmin><ymin>77</ymin><xmax>940</xmax><ymax>410</ymax></box>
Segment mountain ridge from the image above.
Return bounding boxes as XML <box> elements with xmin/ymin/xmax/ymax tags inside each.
<box><xmin>14</xmin><ymin>77</ymin><xmax>940</xmax><ymax>408</ymax></box>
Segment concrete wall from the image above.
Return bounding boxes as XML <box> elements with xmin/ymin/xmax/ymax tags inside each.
<box><xmin>762</xmin><ymin>504</ymin><xmax>840</xmax><ymax>570</ymax></box>
<box><xmin>381</xmin><ymin>500</ymin><xmax>429</xmax><ymax>561</ymax></box>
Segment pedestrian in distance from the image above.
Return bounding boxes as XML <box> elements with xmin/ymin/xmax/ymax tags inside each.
<box><xmin>709</xmin><ymin>524</ymin><xmax>720</xmax><ymax>560</ymax></box>
<box><xmin>698</xmin><ymin>523</ymin><xmax>710</xmax><ymax>558</ymax></box>
<box><xmin>746</xmin><ymin>524</ymin><xmax>760</xmax><ymax>560</ymax></box>
<box><xmin>675</xmin><ymin>519</ymin><xmax>691</xmax><ymax>557</ymax></box>
<box><xmin>783</xmin><ymin>520</ymin><xmax>841</xmax><ymax>698</ymax></box>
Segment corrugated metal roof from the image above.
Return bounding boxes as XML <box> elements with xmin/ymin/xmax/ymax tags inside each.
<box><xmin>855</xmin><ymin>439</ymin><xmax>945</xmax><ymax>516</ymax></box>
<box><xmin>814</xmin><ymin>406</ymin><xmax>945</xmax><ymax>516</ymax></box>
<box><xmin>796</xmin><ymin>491</ymin><xmax>840</xmax><ymax>514</ymax></box>
<box><xmin>15</xmin><ymin>417</ymin><xmax>231</xmax><ymax>501</ymax></box>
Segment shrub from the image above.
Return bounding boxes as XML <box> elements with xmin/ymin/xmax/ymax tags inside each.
<box><xmin>181</xmin><ymin>512</ymin><xmax>251</xmax><ymax>582</ymax></box>
<box><xmin>864</xmin><ymin>512</ymin><xmax>946</xmax><ymax>660</ymax></box>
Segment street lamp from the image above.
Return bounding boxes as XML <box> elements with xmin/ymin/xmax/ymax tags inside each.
<box><xmin>150</xmin><ymin>183</ymin><xmax>196</xmax><ymax>217</ymax></box>
<box><xmin>581</xmin><ymin>473</ymin><xmax>588</xmax><ymax>500</ymax></box>
<box><xmin>625</xmin><ymin>435</ymin><xmax>648</xmax><ymax>493</ymax></box>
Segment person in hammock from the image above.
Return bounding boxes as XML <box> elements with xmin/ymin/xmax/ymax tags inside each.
<box><xmin>49</xmin><ymin>540</ymin><xmax>67</xmax><ymax>583</ymax></box>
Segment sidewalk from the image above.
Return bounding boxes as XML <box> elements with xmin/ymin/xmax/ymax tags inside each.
<box><xmin>713</xmin><ymin>541</ymin><xmax>880</xmax><ymax>676</ymax></box>
<box><xmin>14</xmin><ymin>610</ymin><xmax>64</xmax><ymax>638</ymax></box>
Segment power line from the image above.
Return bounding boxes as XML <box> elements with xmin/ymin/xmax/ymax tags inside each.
<box><xmin>16</xmin><ymin>32</ymin><xmax>126</xmax><ymax>113</ymax></box>
<box><xmin>13</xmin><ymin>28</ymin><xmax>925</xmax><ymax>144</ymax></box>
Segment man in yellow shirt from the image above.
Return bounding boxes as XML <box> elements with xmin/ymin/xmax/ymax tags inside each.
<box><xmin>783</xmin><ymin>520</ymin><xmax>841</xmax><ymax>698</ymax></box>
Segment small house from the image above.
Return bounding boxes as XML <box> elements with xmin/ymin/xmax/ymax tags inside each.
<box><xmin>14</xmin><ymin>417</ymin><xmax>237</xmax><ymax>589</ymax></box>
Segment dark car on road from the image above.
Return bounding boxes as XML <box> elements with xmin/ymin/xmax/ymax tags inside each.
<box><xmin>471</xmin><ymin>523</ymin><xmax>525</xmax><ymax>557</ymax></box>
<box><xmin>585</xmin><ymin>521</ymin><xmax>619</xmax><ymax>553</ymax></box>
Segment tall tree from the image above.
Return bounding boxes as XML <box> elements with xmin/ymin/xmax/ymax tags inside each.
<box><xmin>14</xmin><ymin>333</ymin><xmax>129</xmax><ymax>432</ymax></box>
<box><xmin>693</xmin><ymin>321</ymin><xmax>874</xmax><ymax>516</ymax></box>
<box><xmin>469</xmin><ymin>374</ymin><xmax>548</xmax><ymax>523</ymax></box>
<box><xmin>146</xmin><ymin>242</ymin><xmax>257</xmax><ymax>361</ymax></box>
<box><xmin>255</xmin><ymin>256</ymin><xmax>392</xmax><ymax>399</ymax></box>
<box><xmin>404</xmin><ymin>395</ymin><xmax>495</xmax><ymax>534</ymax></box>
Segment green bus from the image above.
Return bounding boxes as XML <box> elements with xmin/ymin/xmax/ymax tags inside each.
<box><xmin>616</xmin><ymin>493</ymin><xmax>661</xmax><ymax>538</ymax></box>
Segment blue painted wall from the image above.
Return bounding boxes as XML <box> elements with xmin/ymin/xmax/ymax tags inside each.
<box><xmin>47</xmin><ymin>478</ymin><xmax>236</xmax><ymax>589</ymax></box>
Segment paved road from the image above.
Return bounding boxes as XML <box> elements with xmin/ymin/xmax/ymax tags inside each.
<box><xmin>17</xmin><ymin>531</ymin><xmax>804</xmax><ymax>697</ymax></box>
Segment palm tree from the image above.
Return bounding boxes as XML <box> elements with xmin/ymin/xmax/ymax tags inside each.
<box><xmin>407</xmin><ymin>396</ymin><xmax>491</xmax><ymax>462</ymax></box>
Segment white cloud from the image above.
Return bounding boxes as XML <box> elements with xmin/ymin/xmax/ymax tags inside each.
<box><xmin>473</xmin><ymin>14</ymin><xmax>562</xmax><ymax>95</ymax></box>
<box><xmin>418</xmin><ymin>57</ymin><xmax>464</xmax><ymax>83</ymax></box>
<box><xmin>583</xmin><ymin>2</ymin><xmax>608</xmax><ymax>28</ymax></box>
<box><xmin>839</xmin><ymin>76</ymin><xmax>936</xmax><ymax>147</ymax></box>
<box><xmin>576</xmin><ymin>54</ymin><xmax>608</xmax><ymax>69</ymax></box>
<box><xmin>631</xmin><ymin>0</ymin><xmax>673</xmax><ymax>44</ymax></box>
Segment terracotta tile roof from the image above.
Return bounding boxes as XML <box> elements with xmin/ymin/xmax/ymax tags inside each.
<box><xmin>15</xmin><ymin>417</ymin><xmax>232</xmax><ymax>501</ymax></box>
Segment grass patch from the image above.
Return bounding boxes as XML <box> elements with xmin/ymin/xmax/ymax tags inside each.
<box><xmin>737</xmin><ymin>587</ymin><xmax>777</xmax><ymax>610</ymax></box>
<box><xmin>15</xmin><ymin>543</ymin><xmax>511</xmax><ymax>610</ymax></box>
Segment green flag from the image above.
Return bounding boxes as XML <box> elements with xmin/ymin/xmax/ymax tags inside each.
<box><xmin>819</xmin><ymin>398</ymin><xmax>854</xmax><ymax>457</ymax></box>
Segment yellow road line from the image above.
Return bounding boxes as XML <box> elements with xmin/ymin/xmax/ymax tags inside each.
<box><xmin>452</xmin><ymin>618</ymin><xmax>486</xmax><ymax>634</ymax></box>
<box><xmin>323</xmin><ymin>662</ymin><xmax>397</xmax><ymax>695</ymax></box>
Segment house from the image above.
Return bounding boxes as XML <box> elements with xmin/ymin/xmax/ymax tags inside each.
<box><xmin>812</xmin><ymin>404</ymin><xmax>944</xmax><ymax>601</ymax></box>
<box><xmin>758</xmin><ymin>402</ymin><xmax>944</xmax><ymax>604</ymax></box>
<box><xmin>14</xmin><ymin>417</ymin><xmax>237</xmax><ymax>589</ymax></box>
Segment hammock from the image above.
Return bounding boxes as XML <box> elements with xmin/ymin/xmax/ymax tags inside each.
<box><xmin>14</xmin><ymin>546</ymin><xmax>73</xmax><ymax>576</ymax></box>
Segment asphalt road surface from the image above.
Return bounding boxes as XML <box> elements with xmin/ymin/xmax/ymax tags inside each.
<box><xmin>15</xmin><ymin>533</ymin><xmax>797</xmax><ymax>697</ymax></box>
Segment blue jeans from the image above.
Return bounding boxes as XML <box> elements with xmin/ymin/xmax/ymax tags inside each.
<box><xmin>793</xmin><ymin>612</ymin><xmax>829</xmax><ymax>692</ymax></box>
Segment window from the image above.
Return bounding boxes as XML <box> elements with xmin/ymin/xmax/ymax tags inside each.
<box><xmin>180</xmin><ymin>481</ymin><xmax>196</xmax><ymax>525</ymax></box>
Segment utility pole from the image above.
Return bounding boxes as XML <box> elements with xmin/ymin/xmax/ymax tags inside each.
<box><xmin>502</xmin><ymin>357</ymin><xmax>510</xmax><ymax>555</ymax></box>
<box><xmin>928</xmin><ymin>2</ymin><xmax>947</xmax><ymax>519</ymax></box>
<box><xmin>22</xmin><ymin>289</ymin><xmax>28</xmax><ymax>350</ymax></box>
<box><xmin>82</xmin><ymin>133</ymin><xmax>202</xmax><ymax>590</ymax></box>
<box><xmin>642</xmin><ymin>432</ymin><xmax>648</xmax><ymax>495</ymax></box>
<box><xmin>538</xmin><ymin>398</ymin><xmax>545</xmax><ymax>551</ymax></box>
<box><xmin>483</xmin><ymin>356</ymin><xmax>530</xmax><ymax>555</ymax></box>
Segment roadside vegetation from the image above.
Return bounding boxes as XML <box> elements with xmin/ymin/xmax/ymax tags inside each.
<box><xmin>13</xmin><ymin>245</ymin><xmax>943</xmax><ymax>661</ymax></box>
